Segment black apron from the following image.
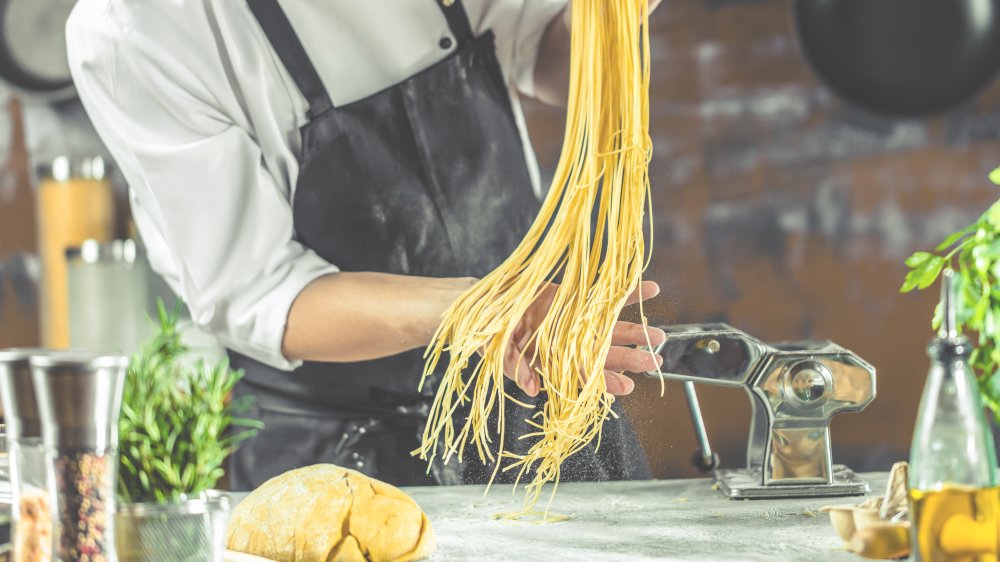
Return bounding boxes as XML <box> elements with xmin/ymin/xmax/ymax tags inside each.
<box><xmin>230</xmin><ymin>0</ymin><xmax>650</xmax><ymax>490</ymax></box>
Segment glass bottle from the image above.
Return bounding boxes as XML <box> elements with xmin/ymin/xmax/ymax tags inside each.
<box><xmin>909</xmin><ymin>269</ymin><xmax>1000</xmax><ymax>562</ymax></box>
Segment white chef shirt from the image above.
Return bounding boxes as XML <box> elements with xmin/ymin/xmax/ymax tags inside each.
<box><xmin>66</xmin><ymin>0</ymin><xmax>565</xmax><ymax>371</ymax></box>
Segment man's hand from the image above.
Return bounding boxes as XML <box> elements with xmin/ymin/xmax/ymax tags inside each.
<box><xmin>502</xmin><ymin>281</ymin><xmax>666</xmax><ymax>398</ymax></box>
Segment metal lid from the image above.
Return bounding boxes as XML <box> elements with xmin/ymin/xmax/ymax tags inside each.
<box><xmin>0</xmin><ymin>348</ymin><xmax>45</xmax><ymax>439</ymax></box>
<box><xmin>30</xmin><ymin>351</ymin><xmax>130</xmax><ymax>371</ymax></box>
<box><xmin>65</xmin><ymin>239</ymin><xmax>140</xmax><ymax>265</ymax></box>
<box><xmin>36</xmin><ymin>156</ymin><xmax>109</xmax><ymax>182</ymax></box>
<box><xmin>0</xmin><ymin>348</ymin><xmax>38</xmax><ymax>362</ymax></box>
<box><xmin>118</xmin><ymin>490</ymin><xmax>230</xmax><ymax>516</ymax></box>
<box><xmin>30</xmin><ymin>350</ymin><xmax>129</xmax><ymax>450</ymax></box>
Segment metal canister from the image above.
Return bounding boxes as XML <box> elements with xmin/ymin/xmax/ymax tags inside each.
<box><xmin>31</xmin><ymin>351</ymin><xmax>128</xmax><ymax>562</ymax></box>
<box><xmin>0</xmin><ymin>349</ymin><xmax>52</xmax><ymax>562</ymax></box>
<box><xmin>35</xmin><ymin>156</ymin><xmax>115</xmax><ymax>349</ymax></box>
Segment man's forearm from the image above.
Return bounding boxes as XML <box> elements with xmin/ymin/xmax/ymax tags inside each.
<box><xmin>533</xmin><ymin>7</ymin><xmax>572</xmax><ymax>107</ymax></box>
<box><xmin>281</xmin><ymin>272</ymin><xmax>476</xmax><ymax>363</ymax></box>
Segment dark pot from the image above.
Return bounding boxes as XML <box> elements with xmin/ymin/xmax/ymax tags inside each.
<box><xmin>793</xmin><ymin>0</ymin><xmax>1000</xmax><ymax>117</ymax></box>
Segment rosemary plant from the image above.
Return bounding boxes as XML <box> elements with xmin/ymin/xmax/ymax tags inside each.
<box><xmin>118</xmin><ymin>301</ymin><xmax>262</xmax><ymax>504</ymax></box>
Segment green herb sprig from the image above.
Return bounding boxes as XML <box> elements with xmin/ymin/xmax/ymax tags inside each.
<box><xmin>902</xmin><ymin>166</ymin><xmax>1000</xmax><ymax>420</ymax></box>
<box><xmin>117</xmin><ymin>301</ymin><xmax>263</xmax><ymax>504</ymax></box>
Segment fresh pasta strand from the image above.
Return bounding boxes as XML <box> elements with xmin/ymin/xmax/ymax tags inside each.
<box><xmin>416</xmin><ymin>0</ymin><xmax>655</xmax><ymax>519</ymax></box>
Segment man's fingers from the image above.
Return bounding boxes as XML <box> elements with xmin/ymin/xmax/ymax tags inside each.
<box><xmin>507</xmin><ymin>279</ymin><xmax>661</xmax><ymax>397</ymax></box>
<box><xmin>515</xmin><ymin>356</ymin><xmax>539</xmax><ymax>397</ymax></box>
<box><xmin>606</xmin><ymin>345</ymin><xmax>662</xmax><ymax>374</ymax></box>
<box><xmin>604</xmin><ymin>371</ymin><xmax>635</xmax><ymax>396</ymax></box>
<box><xmin>503</xmin><ymin>344</ymin><xmax>539</xmax><ymax>397</ymax></box>
<box><xmin>624</xmin><ymin>280</ymin><xmax>660</xmax><ymax>307</ymax></box>
<box><xmin>611</xmin><ymin>321</ymin><xmax>666</xmax><ymax>347</ymax></box>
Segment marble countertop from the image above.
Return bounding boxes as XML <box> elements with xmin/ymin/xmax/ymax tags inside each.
<box><xmin>404</xmin><ymin>472</ymin><xmax>888</xmax><ymax>561</ymax></box>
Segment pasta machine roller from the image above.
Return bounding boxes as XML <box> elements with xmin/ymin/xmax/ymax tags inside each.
<box><xmin>645</xmin><ymin>323</ymin><xmax>876</xmax><ymax>499</ymax></box>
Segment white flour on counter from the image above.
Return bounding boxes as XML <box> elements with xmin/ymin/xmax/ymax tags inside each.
<box><xmin>407</xmin><ymin>475</ymin><xmax>887</xmax><ymax>562</ymax></box>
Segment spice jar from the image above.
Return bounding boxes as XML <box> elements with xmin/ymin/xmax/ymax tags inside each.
<box><xmin>31</xmin><ymin>351</ymin><xmax>128</xmax><ymax>562</ymax></box>
<box><xmin>0</xmin><ymin>349</ymin><xmax>54</xmax><ymax>562</ymax></box>
<box><xmin>35</xmin><ymin>156</ymin><xmax>115</xmax><ymax>349</ymax></box>
<box><xmin>65</xmin><ymin>239</ymin><xmax>152</xmax><ymax>355</ymax></box>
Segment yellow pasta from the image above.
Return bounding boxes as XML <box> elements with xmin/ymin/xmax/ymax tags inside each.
<box><xmin>416</xmin><ymin>0</ymin><xmax>654</xmax><ymax>519</ymax></box>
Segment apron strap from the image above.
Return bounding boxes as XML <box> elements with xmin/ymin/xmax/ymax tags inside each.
<box><xmin>246</xmin><ymin>0</ymin><xmax>334</xmax><ymax>119</ymax></box>
<box><xmin>437</xmin><ymin>0</ymin><xmax>475</xmax><ymax>46</ymax></box>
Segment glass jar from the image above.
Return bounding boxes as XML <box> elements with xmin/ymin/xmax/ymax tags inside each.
<box><xmin>10</xmin><ymin>437</ymin><xmax>53</xmax><ymax>562</ymax></box>
<box><xmin>0</xmin><ymin>349</ymin><xmax>53</xmax><ymax>562</ymax></box>
<box><xmin>35</xmin><ymin>156</ymin><xmax>115</xmax><ymax>349</ymax></box>
<box><xmin>65</xmin><ymin>239</ymin><xmax>152</xmax><ymax>356</ymax></box>
<box><xmin>116</xmin><ymin>491</ymin><xmax>231</xmax><ymax>562</ymax></box>
<box><xmin>51</xmin><ymin>448</ymin><xmax>117</xmax><ymax>561</ymax></box>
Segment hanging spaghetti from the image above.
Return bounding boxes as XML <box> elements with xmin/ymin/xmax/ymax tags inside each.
<box><xmin>417</xmin><ymin>0</ymin><xmax>654</xmax><ymax>519</ymax></box>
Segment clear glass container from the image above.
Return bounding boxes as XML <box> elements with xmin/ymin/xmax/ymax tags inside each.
<box><xmin>10</xmin><ymin>438</ymin><xmax>53</xmax><ymax>562</ymax></box>
<box><xmin>909</xmin><ymin>270</ymin><xmax>999</xmax><ymax>562</ymax></box>
<box><xmin>908</xmin><ymin>342</ymin><xmax>998</xmax><ymax>490</ymax></box>
<box><xmin>66</xmin><ymin>239</ymin><xmax>153</xmax><ymax>356</ymax></box>
<box><xmin>35</xmin><ymin>156</ymin><xmax>115</xmax><ymax>349</ymax></box>
<box><xmin>116</xmin><ymin>491</ymin><xmax>230</xmax><ymax>562</ymax></box>
<box><xmin>0</xmin><ymin>349</ymin><xmax>54</xmax><ymax>562</ymax></box>
<box><xmin>0</xmin><ymin>423</ymin><xmax>10</xmax><ymax>482</ymax></box>
<box><xmin>50</xmin><ymin>446</ymin><xmax>118</xmax><ymax>561</ymax></box>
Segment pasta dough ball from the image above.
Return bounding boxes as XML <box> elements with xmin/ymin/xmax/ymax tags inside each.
<box><xmin>226</xmin><ymin>464</ymin><xmax>435</xmax><ymax>562</ymax></box>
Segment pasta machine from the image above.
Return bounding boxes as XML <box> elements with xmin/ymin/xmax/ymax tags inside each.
<box><xmin>645</xmin><ymin>323</ymin><xmax>876</xmax><ymax>499</ymax></box>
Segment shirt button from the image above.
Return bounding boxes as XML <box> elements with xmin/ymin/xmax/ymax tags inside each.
<box><xmin>439</xmin><ymin>36</ymin><xmax>453</xmax><ymax>50</ymax></box>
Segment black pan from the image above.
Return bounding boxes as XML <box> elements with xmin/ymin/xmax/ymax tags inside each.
<box><xmin>793</xmin><ymin>0</ymin><xmax>1000</xmax><ymax>118</ymax></box>
<box><xmin>0</xmin><ymin>0</ymin><xmax>78</xmax><ymax>100</ymax></box>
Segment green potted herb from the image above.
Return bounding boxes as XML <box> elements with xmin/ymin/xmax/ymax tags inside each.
<box><xmin>901</xmin><ymin>166</ymin><xmax>1000</xmax><ymax>420</ymax></box>
<box><xmin>114</xmin><ymin>301</ymin><xmax>262</xmax><ymax>562</ymax></box>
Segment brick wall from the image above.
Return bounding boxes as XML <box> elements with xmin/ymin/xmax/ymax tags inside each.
<box><xmin>523</xmin><ymin>0</ymin><xmax>1000</xmax><ymax>478</ymax></box>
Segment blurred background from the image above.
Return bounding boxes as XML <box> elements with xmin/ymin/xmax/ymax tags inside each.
<box><xmin>525</xmin><ymin>0</ymin><xmax>1000</xmax><ymax>478</ymax></box>
<box><xmin>2</xmin><ymin>0</ymin><xmax>1000</xmax><ymax>479</ymax></box>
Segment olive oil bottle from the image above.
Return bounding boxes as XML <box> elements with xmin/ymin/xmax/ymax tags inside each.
<box><xmin>910</xmin><ymin>486</ymin><xmax>1000</xmax><ymax>562</ymax></box>
<box><xmin>909</xmin><ymin>269</ymin><xmax>1000</xmax><ymax>562</ymax></box>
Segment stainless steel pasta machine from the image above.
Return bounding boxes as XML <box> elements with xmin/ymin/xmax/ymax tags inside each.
<box><xmin>644</xmin><ymin>323</ymin><xmax>877</xmax><ymax>499</ymax></box>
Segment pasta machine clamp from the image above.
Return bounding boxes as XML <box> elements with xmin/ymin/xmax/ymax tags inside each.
<box><xmin>645</xmin><ymin>323</ymin><xmax>876</xmax><ymax>499</ymax></box>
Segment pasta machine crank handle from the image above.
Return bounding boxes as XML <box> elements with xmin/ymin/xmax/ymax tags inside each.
<box><xmin>683</xmin><ymin>381</ymin><xmax>719</xmax><ymax>473</ymax></box>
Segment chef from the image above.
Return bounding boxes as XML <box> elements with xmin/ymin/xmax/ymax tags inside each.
<box><xmin>67</xmin><ymin>0</ymin><xmax>665</xmax><ymax>490</ymax></box>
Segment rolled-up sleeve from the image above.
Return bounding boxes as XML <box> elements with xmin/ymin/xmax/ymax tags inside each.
<box><xmin>482</xmin><ymin>0</ymin><xmax>567</xmax><ymax>97</ymax></box>
<box><xmin>67</xmin><ymin>11</ymin><xmax>337</xmax><ymax>371</ymax></box>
